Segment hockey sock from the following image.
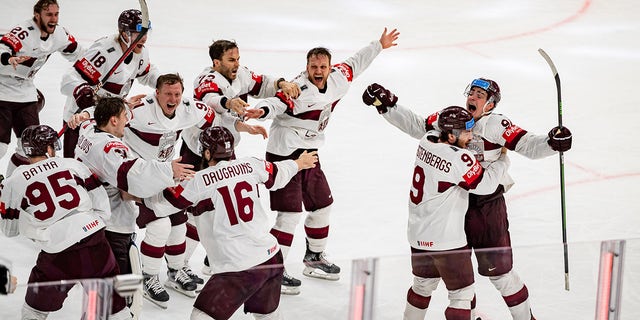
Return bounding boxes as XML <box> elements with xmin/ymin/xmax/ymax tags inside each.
<box><xmin>304</xmin><ymin>206</ymin><xmax>331</xmax><ymax>252</ymax></box>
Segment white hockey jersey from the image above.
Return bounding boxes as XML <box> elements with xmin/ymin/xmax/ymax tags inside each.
<box><xmin>255</xmin><ymin>40</ymin><xmax>383</xmax><ymax>156</ymax></box>
<box><xmin>0</xmin><ymin>20</ymin><xmax>81</xmax><ymax>102</ymax></box>
<box><xmin>60</xmin><ymin>35</ymin><xmax>159</xmax><ymax>121</ymax></box>
<box><xmin>143</xmin><ymin>157</ymin><xmax>299</xmax><ymax>274</ymax></box>
<box><xmin>124</xmin><ymin>94</ymin><xmax>216</xmax><ymax>161</ymax></box>
<box><xmin>181</xmin><ymin>66</ymin><xmax>280</xmax><ymax>155</ymax></box>
<box><xmin>0</xmin><ymin>157</ymin><xmax>109</xmax><ymax>253</ymax></box>
<box><xmin>75</xmin><ymin>121</ymin><xmax>177</xmax><ymax>233</ymax></box>
<box><xmin>408</xmin><ymin>139</ymin><xmax>509</xmax><ymax>251</ymax></box>
<box><xmin>383</xmin><ymin>104</ymin><xmax>557</xmax><ymax>190</ymax></box>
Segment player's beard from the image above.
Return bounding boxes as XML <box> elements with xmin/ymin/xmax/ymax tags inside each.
<box><xmin>39</xmin><ymin>19</ymin><xmax>56</xmax><ymax>35</ymax></box>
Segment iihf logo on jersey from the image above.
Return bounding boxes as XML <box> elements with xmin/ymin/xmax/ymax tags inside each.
<box><xmin>267</xmin><ymin>244</ymin><xmax>278</xmax><ymax>255</ymax></box>
<box><xmin>82</xmin><ymin>219</ymin><xmax>101</xmax><ymax>232</ymax></box>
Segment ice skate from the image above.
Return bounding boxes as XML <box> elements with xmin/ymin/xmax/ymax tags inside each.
<box><xmin>281</xmin><ymin>269</ymin><xmax>301</xmax><ymax>295</ymax></box>
<box><xmin>142</xmin><ymin>273</ymin><xmax>169</xmax><ymax>309</ymax></box>
<box><xmin>183</xmin><ymin>265</ymin><xmax>205</xmax><ymax>292</ymax></box>
<box><xmin>165</xmin><ymin>267</ymin><xmax>198</xmax><ymax>298</ymax></box>
<box><xmin>302</xmin><ymin>248</ymin><xmax>341</xmax><ymax>281</ymax></box>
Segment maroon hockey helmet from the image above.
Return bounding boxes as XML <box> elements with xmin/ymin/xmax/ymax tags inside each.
<box><xmin>465</xmin><ymin>78</ymin><xmax>501</xmax><ymax>105</ymax></box>
<box><xmin>21</xmin><ymin>125</ymin><xmax>61</xmax><ymax>157</ymax></box>
<box><xmin>118</xmin><ymin>9</ymin><xmax>144</xmax><ymax>33</ymax></box>
<box><xmin>199</xmin><ymin>126</ymin><xmax>235</xmax><ymax>159</ymax></box>
<box><xmin>438</xmin><ymin>106</ymin><xmax>475</xmax><ymax>132</ymax></box>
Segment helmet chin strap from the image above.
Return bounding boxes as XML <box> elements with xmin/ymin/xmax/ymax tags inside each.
<box><xmin>119</xmin><ymin>31</ymin><xmax>132</xmax><ymax>47</ymax></box>
<box><xmin>480</xmin><ymin>97</ymin><xmax>495</xmax><ymax>117</ymax></box>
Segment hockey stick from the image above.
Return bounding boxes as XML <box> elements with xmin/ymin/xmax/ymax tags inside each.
<box><xmin>58</xmin><ymin>0</ymin><xmax>150</xmax><ymax>137</ymax></box>
<box><xmin>538</xmin><ymin>48</ymin><xmax>569</xmax><ymax>291</ymax></box>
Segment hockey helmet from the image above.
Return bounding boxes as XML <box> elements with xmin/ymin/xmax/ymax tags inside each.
<box><xmin>199</xmin><ymin>126</ymin><xmax>235</xmax><ymax>159</ymax></box>
<box><xmin>21</xmin><ymin>125</ymin><xmax>61</xmax><ymax>157</ymax></box>
<box><xmin>118</xmin><ymin>9</ymin><xmax>147</xmax><ymax>33</ymax></box>
<box><xmin>438</xmin><ymin>106</ymin><xmax>475</xmax><ymax>132</ymax></box>
<box><xmin>465</xmin><ymin>78</ymin><xmax>501</xmax><ymax>105</ymax></box>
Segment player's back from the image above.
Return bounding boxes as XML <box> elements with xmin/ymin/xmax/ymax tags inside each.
<box><xmin>3</xmin><ymin>157</ymin><xmax>107</xmax><ymax>253</ymax></box>
<box><xmin>191</xmin><ymin>157</ymin><xmax>278</xmax><ymax>273</ymax></box>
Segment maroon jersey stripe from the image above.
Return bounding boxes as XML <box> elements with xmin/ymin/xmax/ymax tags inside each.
<box><xmin>117</xmin><ymin>159</ymin><xmax>138</xmax><ymax>192</ymax></box>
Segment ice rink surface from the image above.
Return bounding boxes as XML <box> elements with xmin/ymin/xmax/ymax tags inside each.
<box><xmin>1</xmin><ymin>0</ymin><xmax>639</xmax><ymax>319</ymax></box>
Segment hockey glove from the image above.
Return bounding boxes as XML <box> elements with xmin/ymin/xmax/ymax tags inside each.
<box><xmin>547</xmin><ymin>126</ymin><xmax>572</xmax><ymax>152</ymax></box>
<box><xmin>73</xmin><ymin>83</ymin><xmax>95</xmax><ymax>110</ymax></box>
<box><xmin>362</xmin><ymin>83</ymin><xmax>398</xmax><ymax>114</ymax></box>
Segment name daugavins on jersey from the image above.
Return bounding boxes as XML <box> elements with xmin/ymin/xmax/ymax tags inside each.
<box><xmin>202</xmin><ymin>162</ymin><xmax>255</xmax><ymax>186</ymax></box>
<box><xmin>416</xmin><ymin>145</ymin><xmax>452</xmax><ymax>172</ymax></box>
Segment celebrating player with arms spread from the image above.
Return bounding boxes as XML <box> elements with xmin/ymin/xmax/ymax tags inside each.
<box><xmin>246</xmin><ymin>27</ymin><xmax>400</xmax><ymax>294</ymax></box>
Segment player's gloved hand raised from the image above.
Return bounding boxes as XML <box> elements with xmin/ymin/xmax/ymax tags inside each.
<box><xmin>547</xmin><ymin>126</ymin><xmax>572</xmax><ymax>152</ymax></box>
<box><xmin>73</xmin><ymin>83</ymin><xmax>95</xmax><ymax>110</ymax></box>
<box><xmin>362</xmin><ymin>83</ymin><xmax>398</xmax><ymax>114</ymax></box>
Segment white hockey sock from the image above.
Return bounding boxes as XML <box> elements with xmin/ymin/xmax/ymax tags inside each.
<box><xmin>253</xmin><ymin>308</ymin><xmax>283</xmax><ymax>320</ymax></box>
<box><xmin>141</xmin><ymin>218</ymin><xmax>171</xmax><ymax>275</ymax></box>
<box><xmin>22</xmin><ymin>303</ymin><xmax>49</xmax><ymax>320</ymax></box>
<box><xmin>191</xmin><ymin>307</ymin><xmax>213</xmax><ymax>320</ymax></box>
<box><xmin>165</xmin><ymin>223</ymin><xmax>187</xmax><ymax>270</ymax></box>
<box><xmin>403</xmin><ymin>302</ymin><xmax>427</xmax><ymax>320</ymax></box>
<box><xmin>489</xmin><ymin>270</ymin><xmax>533</xmax><ymax>320</ymax></box>
<box><xmin>304</xmin><ymin>206</ymin><xmax>331</xmax><ymax>252</ymax></box>
<box><xmin>272</xmin><ymin>211</ymin><xmax>302</xmax><ymax>260</ymax></box>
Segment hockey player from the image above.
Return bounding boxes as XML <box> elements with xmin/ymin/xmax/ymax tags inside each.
<box><xmin>246</xmin><ymin>27</ymin><xmax>400</xmax><ymax>294</ymax></box>
<box><xmin>0</xmin><ymin>125</ymin><xmax>131</xmax><ymax>319</ymax></box>
<box><xmin>142</xmin><ymin>126</ymin><xmax>319</xmax><ymax>320</ymax></box>
<box><xmin>363</xmin><ymin>80</ymin><xmax>573</xmax><ymax>320</ymax></box>
<box><xmin>0</xmin><ymin>0</ymin><xmax>82</xmax><ymax>177</ymax></box>
<box><xmin>122</xmin><ymin>73</ymin><xmax>266</xmax><ymax>307</ymax></box>
<box><xmin>60</xmin><ymin>8</ymin><xmax>159</xmax><ymax>158</ymax></box>
<box><xmin>73</xmin><ymin>96</ymin><xmax>196</xmax><ymax>314</ymax></box>
<box><xmin>181</xmin><ymin>39</ymin><xmax>296</xmax><ymax>278</ymax></box>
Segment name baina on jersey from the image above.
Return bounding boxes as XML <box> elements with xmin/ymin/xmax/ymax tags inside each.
<box><xmin>75</xmin><ymin>121</ymin><xmax>177</xmax><ymax>233</ymax></box>
<box><xmin>143</xmin><ymin>157</ymin><xmax>299</xmax><ymax>274</ymax></box>
<box><xmin>408</xmin><ymin>139</ymin><xmax>509</xmax><ymax>251</ymax></box>
<box><xmin>0</xmin><ymin>20</ymin><xmax>81</xmax><ymax>102</ymax></box>
<box><xmin>124</xmin><ymin>95</ymin><xmax>216</xmax><ymax>161</ymax></box>
<box><xmin>254</xmin><ymin>40</ymin><xmax>383</xmax><ymax>156</ymax></box>
<box><xmin>0</xmin><ymin>157</ymin><xmax>109</xmax><ymax>253</ymax></box>
<box><xmin>60</xmin><ymin>35</ymin><xmax>159</xmax><ymax>121</ymax></box>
